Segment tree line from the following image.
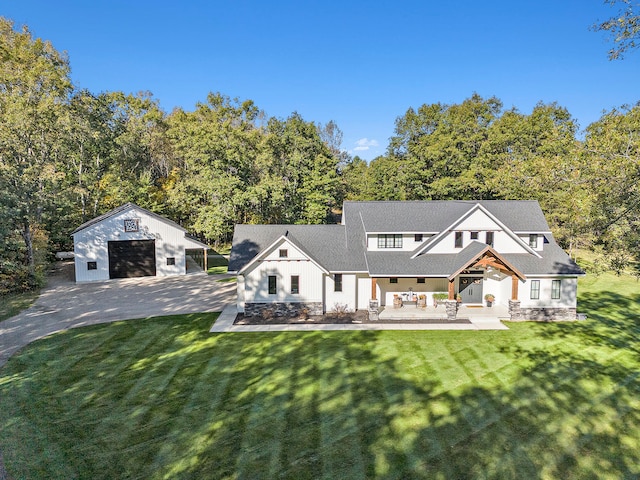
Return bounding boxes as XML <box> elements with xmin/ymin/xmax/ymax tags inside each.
<box><xmin>1</xmin><ymin>17</ymin><xmax>639</xmax><ymax>293</ymax></box>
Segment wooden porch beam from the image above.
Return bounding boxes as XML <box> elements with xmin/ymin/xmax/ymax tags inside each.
<box><xmin>371</xmin><ymin>278</ymin><xmax>377</xmax><ymax>300</ymax></box>
<box><xmin>511</xmin><ymin>275</ymin><xmax>519</xmax><ymax>300</ymax></box>
<box><xmin>448</xmin><ymin>279</ymin><xmax>455</xmax><ymax>300</ymax></box>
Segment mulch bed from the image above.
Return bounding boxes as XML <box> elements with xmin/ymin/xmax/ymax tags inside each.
<box><xmin>234</xmin><ymin>311</ymin><xmax>471</xmax><ymax>325</ymax></box>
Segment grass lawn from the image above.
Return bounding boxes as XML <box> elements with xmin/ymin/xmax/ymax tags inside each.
<box><xmin>207</xmin><ymin>253</ymin><xmax>228</xmax><ymax>275</ymax></box>
<box><xmin>0</xmin><ymin>290</ymin><xmax>39</xmax><ymax>323</ymax></box>
<box><xmin>0</xmin><ymin>274</ymin><xmax>639</xmax><ymax>479</ymax></box>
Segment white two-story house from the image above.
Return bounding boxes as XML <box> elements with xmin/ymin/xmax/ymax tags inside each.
<box><xmin>228</xmin><ymin>201</ymin><xmax>585</xmax><ymax>321</ymax></box>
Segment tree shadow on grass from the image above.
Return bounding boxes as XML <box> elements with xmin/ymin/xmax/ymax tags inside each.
<box><xmin>1</xmin><ymin>313</ymin><xmax>639</xmax><ymax>479</ymax></box>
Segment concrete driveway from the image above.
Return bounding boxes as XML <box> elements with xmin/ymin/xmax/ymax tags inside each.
<box><xmin>0</xmin><ymin>262</ymin><xmax>235</xmax><ymax>367</ymax></box>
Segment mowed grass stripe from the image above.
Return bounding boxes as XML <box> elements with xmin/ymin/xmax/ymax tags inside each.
<box><xmin>1</xmin><ymin>272</ymin><xmax>640</xmax><ymax>478</ymax></box>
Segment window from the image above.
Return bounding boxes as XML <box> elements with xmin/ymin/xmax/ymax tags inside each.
<box><xmin>390</xmin><ymin>278</ymin><xmax>398</xmax><ymax>284</ymax></box>
<box><xmin>268</xmin><ymin>275</ymin><xmax>277</xmax><ymax>294</ymax></box>
<box><xmin>417</xmin><ymin>278</ymin><xmax>425</xmax><ymax>284</ymax></box>
<box><xmin>377</xmin><ymin>234</ymin><xmax>402</xmax><ymax>248</ymax></box>
<box><xmin>470</xmin><ymin>231</ymin><xmax>479</xmax><ymax>240</ymax></box>
<box><xmin>166</xmin><ymin>257</ymin><xmax>175</xmax><ymax>266</ymax></box>
<box><xmin>530</xmin><ymin>280</ymin><xmax>540</xmax><ymax>299</ymax></box>
<box><xmin>454</xmin><ymin>231</ymin><xmax>463</xmax><ymax>248</ymax></box>
<box><xmin>486</xmin><ymin>231</ymin><xmax>494</xmax><ymax>247</ymax></box>
<box><xmin>87</xmin><ymin>261</ymin><xmax>97</xmax><ymax>270</ymax></box>
<box><xmin>291</xmin><ymin>275</ymin><xmax>299</xmax><ymax>294</ymax></box>
<box><xmin>123</xmin><ymin>219</ymin><xmax>139</xmax><ymax>232</ymax></box>
<box><xmin>529</xmin><ymin>234</ymin><xmax>538</xmax><ymax>249</ymax></box>
<box><xmin>551</xmin><ymin>280</ymin><xmax>561</xmax><ymax>299</ymax></box>
<box><xmin>279</xmin><ymin>249</ymin><xmax>288</xmax><ymax>258</ymax></box>
<box><xmin>334</xmin><ymin>274</ymin><xmax>343</xmax><ymax>292</ymax></box>
<box><xmin>414</xmin><ymin>234</ymin><xmax>423</xmax><ymax>242</ymax></box>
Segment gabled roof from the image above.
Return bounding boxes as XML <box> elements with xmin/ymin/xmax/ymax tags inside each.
<box><xmin>228</xmin><ymin>224</ymin><xmax>367</xmax><ymax>273</ymax></box>
<box><xmin>229</xmin><ymin>201</ymin><xmax>584</xmax><ymax>278</ymax></box>
<box><xmin>447</xmin><ymin>242</ymin><xmax>526</xmax><ymax>281</ymax></box>
<box><xmin>237</xmin><ymin>234</ymin><xmax>330</xmax><ymax>275</ymax></box>
<box><xmin>343</xmin><ymin>200</ymin><xmax>551</xmax><ymax>233</ymax></box>
<box><xmin>71</xmin><ymin>202</ymin><xmax>186</xmax><ymax>235</ymax></box>
<box><xmin>411</xmin><ymin>202</ymin><xmax>541</xmax><ymax>259</ymax></box>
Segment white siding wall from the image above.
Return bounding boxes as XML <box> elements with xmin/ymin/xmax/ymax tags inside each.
<box><xmin>325</xmin><ymin>274</ymin><xmax>357</xmax><ymax>312</ymax></box>
<box><xmin>73</xmin><ymin>207</ymin><xmax>189</xmax><ymax>282</ymax></box>
<box><xmin>243</xmin><ymin>259</ymin><xmax>325</xmax><ymax>304</ymax></box>
<box><xmin>520</xmin><ymin>277</ymin><xmax>577</xmax><ymax>308</ymax></box>
<box><xmin>367</xmin><ymin>234</ymin><xmax>433</xmax><ymax>251</ymax></box>
<box><xmin>357</xmin><ymin>274</ymin><xmax>373</xmax><ymax>309</ymax></box>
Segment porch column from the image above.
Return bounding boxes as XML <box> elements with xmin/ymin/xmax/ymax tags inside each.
<box><xmin>511</xmin><ymin>275</ymin><xmax>519</xmax><ymax>300</ymax></box>
<box><xmin>448</xmin><ymin>279</ymin><xmax>455</xmax><ymax>300</ymax></box>
<box><xmin>203</xmin><ymin>248</ymin><xmax>208</xmax><ymax>272</ymax></box>
<box><xmin>371</xmin><ymin>278</ymin><xmax>377</xmax><ymax>300</ymax></box>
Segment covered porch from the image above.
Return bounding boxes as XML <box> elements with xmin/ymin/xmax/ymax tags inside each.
<box><xmin>378</xmin><ymin>303</ymin><xmax>510</xmax><ymax>321</ymax></box>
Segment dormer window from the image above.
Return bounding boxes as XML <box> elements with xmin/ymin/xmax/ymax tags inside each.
<box><xmin>529</xmin><ymin>234</ymin><xmax>538</xmax><ymax>249</ymax></box>
<box><xmin>414</xmin><ymin>234</ymin><xmax>423</xmax><ymax>242</ymax></box>
<box><xmin>378</xmin><ymin>234</ymin><xmax>402</xmax><ymax>248</ymax></box>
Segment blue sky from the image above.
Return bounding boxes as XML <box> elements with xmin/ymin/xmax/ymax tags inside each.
<box><xmin>3</xmin><ymin>0</ymin><xmax>640</xmax><ymax>160</ymax></box>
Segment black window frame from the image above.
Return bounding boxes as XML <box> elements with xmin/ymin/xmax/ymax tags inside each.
<box><xmin>530</xmin><ymin>280</ymin><xmax>540</xmax><ymax>300</ymax></box>
<box><xmin>377</xmin><ymin>234</ymin><xmax>403</xmax><ymax>248</ymax></box>
<box><xmin>551</xmin><ymin>279</ymin><xmax>561</xmax><ymax>299</ymax></box>
<box><xmin>470</xmin><ymin>231</ymin><xmax>479</xmax><ymax>240</ymax></box>
<box><xmin>334</xmin><ymin>273</ymin><xmax>343</xmax><ymax>292</ymax></box>
<box><xmin>454</xmin><ymin>231</ymin><xmax>463</xmax><ymax>248</ymax></box>
<box><xmin>279</xmin><ymin>249</ymin><xmax>288</xmax><ymax>258</ymax></box>
<box><xmin>291</xmin><ymin>275</ymin><xmax>299</xmax><ymax>294</ymax></box>
<box><xmin>529</xmin><ymin>234</ymin><xmax>538</xmax><ymax>249</ymax></box>
<box><xmin>268</xmin><ymin>275</ymin><xmax>277</xmax><ymax>295</ymax></box>
<box><xmin>414</xmin><ymin>233</ymin><xmax>423</xmax><ymax>242</ymax></box>
<box><xmin>486</xmin><ymin>231</ymin><xmax>494</xmax><ymax>247</ymax></box>
<box><xmin>87</xmin><ymin>261</ymin><xmax>97</xmax><ymax>270</ymax></box>
<box><xmin>166</xmin><ymin>257</ymin><xmax>176</xmax><ymax>266</ymax></box>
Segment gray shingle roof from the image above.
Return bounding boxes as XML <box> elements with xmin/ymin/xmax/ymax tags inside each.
<box><xmin>344</xmin><ymin>200</ymin><xmax>551</xmax><ymax>233</ymax></box>
<box><xmin>228</xmin><ymin>224</ymin><xmax>367</xmax><ymax>273</ymax></box>
<box><xmin>229</xmin><ymin>201</ymin><xmax>583</xmax><ymax>277</ymax></box>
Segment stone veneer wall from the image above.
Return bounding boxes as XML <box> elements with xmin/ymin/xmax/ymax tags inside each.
<box><xmin>509</xmin><ymin>300</ymin><xmax>577</xmax><ymax>321</ymax></box>
<box><xmin>245</xmin><ymin>302</ymin><xmax>323</xmax><ymax>317</ymax></box>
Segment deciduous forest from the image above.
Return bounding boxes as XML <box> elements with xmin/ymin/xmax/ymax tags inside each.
<box><xmin>1</xmin><ymin>17</ymin><xmax>639</xmax><ymax>293</ymax></box>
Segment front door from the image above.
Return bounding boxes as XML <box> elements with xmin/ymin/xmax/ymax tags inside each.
<box><xmin>459</xmin><ymin>277</ymin><xmax>483</xmax><ymax>304</ymax></box>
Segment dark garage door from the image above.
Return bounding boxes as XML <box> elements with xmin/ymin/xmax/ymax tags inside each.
<box><xmin>108</xmin><ymin>240</ymin><xmax>156</xmax><ymax>279</ymax></box>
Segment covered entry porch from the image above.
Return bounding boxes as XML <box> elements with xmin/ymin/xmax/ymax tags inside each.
<box><xmin>368</xmin><ymin>245</ymin><xmax>525</xmax><ymax>322</ymax></box>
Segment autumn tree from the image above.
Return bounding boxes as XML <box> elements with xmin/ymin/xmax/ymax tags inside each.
<box><xmin>0</xmin><ymin>18</ymin><xmax>73</xmax><ymax>290</ymax></box>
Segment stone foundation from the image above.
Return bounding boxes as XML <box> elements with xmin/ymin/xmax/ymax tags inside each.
<box><xmin>517</xmin><ymin>307</ymin><xmax>577</xmax><ymax>321</ymax></box>
<box><xmin>244</xmin><ymin>302</ymin><xmax>323</xmax><ymax>317</ymax></box>
<box><xmin>509</xmin><ymin>300</ymin><xmax>577</xmax><ymax>321</ymax></box>
<box><xmin>368</xmin><ymin>299</ymin><xmax>379</xmax><ymax>321</ymax></box>
<box><xmin>445</xmin><ymin>300</ymin><xmax>458</xmax><ymax>321</ymax></box>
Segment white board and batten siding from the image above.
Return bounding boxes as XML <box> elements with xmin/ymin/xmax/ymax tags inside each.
<box><xmin>73</xmin><ymin>206</ymin><xmax>192</xmax><ymax>282</ymax></box>
<box><xmin>241</xmin><ymin>240</ymin><xmax>325</xmax><ymax>305</ymax></box>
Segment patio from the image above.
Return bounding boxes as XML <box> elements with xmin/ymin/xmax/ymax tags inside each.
<box><xmin>378</xmin><ymin>303</ymin><xmax>510</xmax><ymax>322</ymax></box>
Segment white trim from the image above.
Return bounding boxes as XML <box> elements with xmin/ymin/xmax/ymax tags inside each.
<box><xmin>411</xmin><ymin>203</ymin><xmax>542</xmax><ymax>259</ymax></box>
<box><xmin>238</xmin><ymin>235</ymin><xmax>329</xmax><ymax>275</ymax></box>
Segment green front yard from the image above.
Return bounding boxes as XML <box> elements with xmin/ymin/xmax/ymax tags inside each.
<box><xmin>0</xmin><ymin>274</ymin><xmax>639</xmax><ymax>478</ymax></box>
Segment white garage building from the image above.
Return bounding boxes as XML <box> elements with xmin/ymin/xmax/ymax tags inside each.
<box><xmin>72</xmin><ymin>203</ymin><xmax>208</xmax><ymax>282</ymax></box>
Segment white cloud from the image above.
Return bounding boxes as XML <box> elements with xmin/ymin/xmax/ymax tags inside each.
<box><xmin>352</xmin><ymin>138</ymin><xmax>379</xmax><ymax>152</ymax></box>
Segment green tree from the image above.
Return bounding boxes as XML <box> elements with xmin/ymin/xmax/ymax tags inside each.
<box><xmin>583</xmin><ymin>104</ymin><xmax>640</xmax><ymax>252</ymax></box>
<box><xmin>0</xmin><ymin>18</ymin><xmax>73</xmax><ymax>288</ymax></box>
<box><xmin>592</xmin><ymin>0</ymin><xmax>640</xmax><ymax>59</ymax></box>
